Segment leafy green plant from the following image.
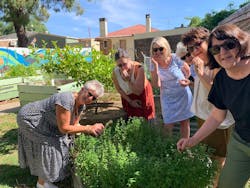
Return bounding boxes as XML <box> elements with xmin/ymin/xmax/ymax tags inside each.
<box><xmin>1</xmin><ymin>64</ymin><xmax>39</xmax><ymax>79</ymax></box>
<box><xmin>73</xmin><ymin>117</ymin><xmax>218</xmax><ymax>188</ymax></box>
<box><xmin>32</xmin><ymin>43</ymin><xmax>115</xmax><ymax>90</ymax></box>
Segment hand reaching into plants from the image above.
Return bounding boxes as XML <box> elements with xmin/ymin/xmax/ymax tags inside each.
<box><xmin>177</xmin><ymin>137</ymin><xmax>196</xmax><ymax>152</ymax></box>
<box><xmin>85</xmin><ymin>123</ymin><xmax>105</xmax><ymax>137</ymax></box>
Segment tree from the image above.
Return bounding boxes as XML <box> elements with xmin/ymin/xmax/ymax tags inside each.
<box><xmin>0</xmin><ymin>0</ymin><xmax>84</xmax><ymax>47</ymax></box>
<box><xmin>0</xmin><ymin>16</ymin><xmax>48</xmax><ymax>35</ymax></box>
<box><xmin>186</xmin><ymin>16</ymin><xmax>202</xmax><ymax>27</ymax></box>
<box><xmin>199</xmin><ymin>9</ymin><xmax>236</xmax><ymax>30</ymax></box>
<box><xmin>186</xmin><ymin>2</ymin><xmax>249</xmax><ymax>30</ymax></box>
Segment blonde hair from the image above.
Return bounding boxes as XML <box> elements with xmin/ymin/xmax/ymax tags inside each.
<box><xmin>150</xmin><ymin>37</ymin><xmax>171</xmax><ymax>57</ymax></box>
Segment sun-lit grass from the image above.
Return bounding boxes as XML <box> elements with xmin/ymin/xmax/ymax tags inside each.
<box><xmin>0</xmin><ymin>113</ymin><xmax>36</xmax><ymax>188</ymax></box>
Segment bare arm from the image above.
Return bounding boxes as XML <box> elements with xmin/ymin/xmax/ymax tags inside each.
<box><xmin>56</xmin><ymin>105</ymin><xmax>104</xmax><ymax>136</ymax></box>
<box><xmin>150</xmin><ymin>58</ymin><xmax>161</xmax><ymax>88</ymax></box>
<box><xmin>181</xmin><ymin>62</ymin><xmax>191</xmax><ymax>78</ymax></box>
<box><xmin>193</xmin><ymin>57</ymin><xmax>220</xmax><ymax>90</ymax></box>
<box><xmin>177</xmin><ymin>106</ymin><xmax>227</xmax><ymax>151</ymax></box>
<box><xmin>128</xmin><ymin>66</ymin><xmax>145</xmax><ymax>95</ymax></box>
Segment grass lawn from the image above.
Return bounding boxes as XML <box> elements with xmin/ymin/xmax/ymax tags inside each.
<box><xmin>0</xmin><ymin>113</ymin><xmax>36</xmax><ymax>188</ymax></box>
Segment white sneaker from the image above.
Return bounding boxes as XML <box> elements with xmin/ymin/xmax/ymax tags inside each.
<box><xmin>36</xmin><ymin>182</ymin><xmax>58</xmax><ymax>188</ymax></box>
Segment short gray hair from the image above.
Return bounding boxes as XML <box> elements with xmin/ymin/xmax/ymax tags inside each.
<box><xmin>84</xmin><ymin>80</ymin><xmax>104</xmax><ymax>97</ymax></box>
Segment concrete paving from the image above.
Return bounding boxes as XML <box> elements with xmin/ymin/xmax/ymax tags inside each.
<box><xmin>0</xmin><ymin>98</ymin><xmax>21</xmax><ymax>114</ymax></box>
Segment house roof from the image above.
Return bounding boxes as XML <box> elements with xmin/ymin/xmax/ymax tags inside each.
<box><xmin>218</xmin><ymin>3</ymin><xmax>250</xmax><ymax>32</ymax></box>
<box><xmin>107</xmin><ymin>24</ymin><xmax>158</xmax><ymax>37</ymax></box>
<box><xmin>0</xmin><ymin>31</ymin><xmax>69</xmax><ymax>40</ymax></box>
<box><xmin>219</xmin><ymin>3</ymin><xmax>250</xmax><ymax>25</ymax></box>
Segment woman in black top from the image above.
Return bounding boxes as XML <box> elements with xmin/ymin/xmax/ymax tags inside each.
<box><xmin>177</xmin><ymin>24</ymin><xmax>250</xmax><ymax>188</ymax></box>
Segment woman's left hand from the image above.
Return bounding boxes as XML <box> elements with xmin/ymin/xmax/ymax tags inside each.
<box><xmin>179</xmin><ymin>79</ymin><xmax>190</xmax><ymax>87</ymax></box>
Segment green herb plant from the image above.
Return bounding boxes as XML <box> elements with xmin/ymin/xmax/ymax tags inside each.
<box><xmin>73</xmin><ymin>117</ymin><xmax>218</xmax><ymax>188</ymax></box>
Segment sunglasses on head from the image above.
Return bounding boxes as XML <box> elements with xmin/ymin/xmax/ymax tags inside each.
<box><xmin>209</xmin><ymin>39</ymin><xmax>238</xmax><ymax>55</ymax></box>
<box><xmin>153</xmin><ymin>47</ymin><xmax>164</xmax><ymax>53</ymax></box>
<box><xmin>181</xmin><ymin>52</ymin><xmax>191</xmax><ymax>60</ymax></box>
<box><xmin>187</xmin><ymin>41</ymin><xmax>203</xmax><ymax>53</ymax></box>
<box><xmin>88</xmin><ymin>91</ymin><xmax>97</xmax><ymax>101</ymax></box>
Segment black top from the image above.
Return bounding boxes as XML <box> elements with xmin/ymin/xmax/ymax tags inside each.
<box><xmin>208</xmin><ymin>68</ymin><xmax>250</xmax><ymax>142</ymax></box>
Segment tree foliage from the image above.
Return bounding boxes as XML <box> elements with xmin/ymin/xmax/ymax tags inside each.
<box><xmin>187</xmin><ymin>1</ymin><xmax>249</xmax><ymax>30</ymax></box>
<box><xmin>199</xmin><ymin>9</ymin><xmax>236</xmax><ymax>30</ymax></box>
<box><xmin>0</xmin><ymin>16</ymin><xmax>47</xmax><ymax>35</ymax></box>
<box><xmin>0</xmin><ymin>0</ymin><xmax>84</xmax><ymax>47</ymax></box>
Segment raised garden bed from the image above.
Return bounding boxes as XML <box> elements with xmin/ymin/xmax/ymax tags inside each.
<box><xmin>0</xmin><ymin>76</ymin><xmax>44</xmax><ymax>101</ymax></box>
<box><xmin>18</xmin><ymin>79</ymin><xmax>81</xmax><ymax>106</ymax></box>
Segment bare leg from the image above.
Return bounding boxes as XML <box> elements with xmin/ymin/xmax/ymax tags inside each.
<box><xmin>212</xmin><ymin>156</ymin><xmax>225</xmax><ymax>188</ymax></box>
<box><xmin>163</xmin><ymin>123</ymin><xmax>174</xmax><ymax>137</ymax></box>
<box><xmin>37</xmin><ymin>177</ymin><xmax>45</xmax><ymax>185</ymax></box>
<box><xmin>180</xmin><ymin>119</ymin><xmax>190</xmax><ymax>138</ymax></box>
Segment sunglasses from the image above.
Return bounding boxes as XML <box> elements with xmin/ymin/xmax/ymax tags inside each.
<box><xmin>187</xmin><ymin>41</ymin><xmax>203</xmax><ymax>53</ymax></box>
<box><xmin>181</xmin><ymin>52</ymin><xmax>191</xmax><ymax>60</ymax></box>
<box><xmin>117</xmin><ymin>63</ymin><xmax>126</xmax><ymax>68</ymax></box>
<box><xmin>153</xmin><ymin>47</ymin><xmax>164</xmax><ymax>53</ymax></box>
<box><xmin>209</xmin><ymin>39</ymin><xmax>238</xmax><ymax>55</ymax></box>
<box><xmin>88</xmin><ymin>91</ymin><xmax>97</xmax><ymax>101</ymax></box>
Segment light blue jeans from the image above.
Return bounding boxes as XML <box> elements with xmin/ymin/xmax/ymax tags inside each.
<box><xmin>218</xmin><ymin>130</ymin><xmax>250</xmax><ymax>188</ymax></box>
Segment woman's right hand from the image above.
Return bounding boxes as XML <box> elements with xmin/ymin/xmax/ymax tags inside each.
<box><xmin>177</xmin><ymin>137</ymin><xmax>196</xmax><ymax>152</ymax></box>
<box><xmin>151</xmin><ymin>58</ymin><xmax>159</xmax><ymax>67</ymax></box>
<box><xmin>192</xmin><ymin>57</ymin><xmax>204</xmax><ymax>76</ymax></box>
<box><xmin>86</xmin><ymin>123</ymin><xmax>105</xmax><ymax>137</ymax></box>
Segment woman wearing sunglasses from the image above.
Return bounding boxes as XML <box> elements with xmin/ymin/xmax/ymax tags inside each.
<box><xmin>112</xmin><ymin>48</ymin><xmax>155</xmax><ymax>121</ymax></box>
<box><xmin>178</xmin><ymin>24</ymin><xmax>250</xmax><ymax>188</ymax></box>
<box><xmin>175</xmin><ymin>41</ymin><xmax>196</xmax><ymax>87</ymax></box>
<box><xmin>180</xmin><ymin>27</ymin><xmax>235</xmax><ymax>188</ymax></box>
<box><xmin>17</xmin><ymin>80</ymin><xmax>105</xmax><ymax>188</ymax></box>
<box><xmin>150</xmin><ymin>37</ymin><xmax>193</xmax><ymax>138</ymax></box>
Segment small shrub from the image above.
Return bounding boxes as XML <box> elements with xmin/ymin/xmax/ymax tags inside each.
<box><xmin>1</xmin><ymin>64</ymin><xmax>39</xmax><ymax>79</ymax></box>
<box><xmin>73</xmin><ymin>118</ymin><xmax>218</xmax><ymax>188</ymax></box>
<box><xmin>32</xmin><ymin>43</ymin><xmax>115</xmax><ymax>90</ymax></box>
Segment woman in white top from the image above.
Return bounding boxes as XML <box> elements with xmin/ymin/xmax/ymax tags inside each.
<box><xmin>112</xmin><ymin>49</ymin><xmax>155</xmax><ymax>121</ymax></box>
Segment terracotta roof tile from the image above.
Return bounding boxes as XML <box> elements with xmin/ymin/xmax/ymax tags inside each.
<box><xmin>107</xmin><ymin>24</ymin><xmax>158</xmax><ymax>37</ymax></box>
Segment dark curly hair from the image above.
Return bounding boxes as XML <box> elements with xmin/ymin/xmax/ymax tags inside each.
<box><xmin>207</xmin><ymin>24</ymin><xmax>250</xmax><ymax>69</ymax></box>
<box><xmin>181</xmin><ymin>27</ymin><xmax>210</xmax><ymax>46</ymax></box>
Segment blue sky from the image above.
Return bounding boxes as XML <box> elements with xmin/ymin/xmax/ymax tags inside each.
<box><xmin>45</xmin><ymin>0</ymin><xmax>247</xmax><ymax>38</ymax></box>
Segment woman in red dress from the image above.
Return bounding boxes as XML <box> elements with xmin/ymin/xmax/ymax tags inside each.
<box><xmin>112</xmin><ymin>49</ymin><xmax>155</xmax><ymax>121</ymax></box>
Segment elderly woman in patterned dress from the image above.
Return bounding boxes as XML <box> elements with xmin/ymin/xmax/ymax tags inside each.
<box><xmin>17</xmin><ymin>80</ymin><xmax>105</xmax><ymax>188</ymax></box>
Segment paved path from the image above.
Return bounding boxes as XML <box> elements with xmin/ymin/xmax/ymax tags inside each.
<box><xmin>0</xmin><ymin>98</ymin><xmax>21</xmax><ymax>114</ymax></box>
